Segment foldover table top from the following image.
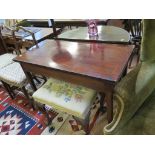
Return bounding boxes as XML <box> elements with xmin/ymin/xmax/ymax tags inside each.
<box><xmin>14</xmin><ymin>39</ymin><xmax>134</xmax><ymax>82</ymax></box>
<box><xmin>56</xmin><ymin>26</ymin><xmax>130</xmax><ymax>43</ymax></box>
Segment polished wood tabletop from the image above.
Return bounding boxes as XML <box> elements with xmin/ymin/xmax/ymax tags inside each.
<box><xmin>14</xmin><ymin>40</ymin><xmax>134</xmax><ymax>123</ymax></box>
<box><xmin>15</xmin><ymin>39</ymin><xmax>133</xmax><ymax>82</ymax></box>
<box><xmin>56</xmin><ymin>26</ymin><xmax>130</xmax><ymax>43</ymax></box>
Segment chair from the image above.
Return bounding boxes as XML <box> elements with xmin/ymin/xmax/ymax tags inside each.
<box><xmin>0</xmin><ymin>62</ymin><xmax>35</xmax><ymax>109</ymax></box>
<box><xmin>0</xmin><ymin>28</ymin><xmax>17</xmax><ymax>68</ymax></box>
<box><xmin>1</xmin><ymin>26</ymin><xmax>24</xmax><ymax>55</ymax></box>
<box><xmin>124</xmin><ymin>19</ymin><xmax>142</xmax><ymax>68</ymax></box>
<box><xmin>15</xmin><ymin>19</ymin><xmax>32</xmax><ymax>27</ymax></box>
<box><xmin>0</xmin><ymin>62</ymin><xmax>26</xmax><ymax>96</ymax></box>
<box><xmin>0</xmin><ymin>53</ymin><xmax>17</xmax><ymax>99</ymax></box>
<box><xmin>0</xmin><ymin>53</ymin><xmax>16</xmax><ymax>69</ymax></box>
<box><xmin>0</xmin><ymin>26</ymin><xmax>35</xmax><ymax>108</ymax></box>
<box><xmin>48</xmin><ymin>19</ymin><xmax>57</xmax><ymax>37</ymax></box>
<box><xmin>104</xmin><ymin>19</ymin><xmax>155</xmax><ymax>135</ymax></box>
<box><xmin>0</xmin><ymin>26</ymin><xmax>18</xmax><ymax>96</ymax></box>
<box><xmin>32</xmin><ymin>77</ymin><xmax>104</xmax><ymax>134</ymax></box>
<box><xmin>3</xmin><ymin>25</ymin><xmax>39</xmax><ymax>52</ymax></box>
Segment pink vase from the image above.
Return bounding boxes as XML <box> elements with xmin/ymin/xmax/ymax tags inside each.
<box><xmin>87</xmin><ymin>19</ymin><xmax>98</xmax><ymax>37</ymax></box>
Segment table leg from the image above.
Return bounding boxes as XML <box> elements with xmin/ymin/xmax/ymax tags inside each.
<box><xmin>24</xmin><ymin>71</ymin><xmax>37</xmax><ymax>91</ymax></box>
<box><xmin>99</xmin><ymin>92</ymin><xmax>106</xmax><ymax>113</ymax></box>
<box><xmin>122</xmin><ymin>66</ymin><xmax>127</xmax><ymax>77</ymax></box>
<box><xmin>106</xmin><ymin>91</ymin><xmax>113</xmax><ymax>123</ymax></box>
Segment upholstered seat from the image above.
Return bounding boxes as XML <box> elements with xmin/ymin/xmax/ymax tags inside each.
<box><xmin>0</xmin><ymin>53</ymin><xmax>16</xmax><ymax>69</ymax></box>
<box><xmin>0</xmin><ymin>62</ymin><xmax>27</xmax><ymax>87</ymax></box>
<box><xmin>33</xmin><ymin>78</ymin><xmax>97</xmax><ymax>119</ymax></box>
<box><xmin>104</xmin><ymin>62</ymin><xmax>155</xmax><ymax>134</ymax></box>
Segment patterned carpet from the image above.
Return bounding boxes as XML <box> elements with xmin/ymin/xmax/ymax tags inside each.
<box><xmin>0</xmin><ymin>86</ymin><xmax>107</xmax><ymax>135</ymax></box>
<box><xmin>0</xmin><ymin>87</ymin><xmax>69</xmax><ymax>135</ymax></box>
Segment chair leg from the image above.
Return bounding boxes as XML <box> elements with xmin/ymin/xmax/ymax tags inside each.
<box><xmin>6</xmin><ymin>83</ymin><xmax>16</xmax><ymax>97</ymax></box>
<box><xmin>32</xmin><ymin>75</ymin><xmax>47</xmax><ymax>85</ymax></box>
<box><xmin>9</xmin><ymin>86</ymin><xmax>16</xmax><ymax>97</ymax></box>
<box><xmin>21</xmin><ymin>86</ymin><xmax>30</xmax><ymax>99</ymax></box>
<box><xmin>32</xmin><ymin>75</ymin><xmax>41</xmax><ymax>84</ymax></box>
<box><xmin>1</xmin><ymin>81</ymin><xmax>15</xmax><ymax>99</ymax></box>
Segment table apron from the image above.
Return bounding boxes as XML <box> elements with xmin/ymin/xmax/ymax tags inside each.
<box><xmin>20</xmin><ymin>62</ymin><xmax>115</xmax><ymax>93</ymax></box>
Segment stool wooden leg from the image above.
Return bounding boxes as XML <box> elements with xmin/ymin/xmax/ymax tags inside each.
<box><xmin>83</xmin><ymin>111</ymin><xmax>91</xmax><ymax>135</ymax></box>
<box><xmin>73</xmin><ymin>113</ymin><xmax>91</xmax><ymax>135</ymax></box>
<box><xmin>42</xmin><ymin>104</ymin><xmax>55</xmax><ymax>133</ymax></box>
<box><xmin>42</xmin><ymin>104</ymin><xmax>52</xmax><ymax>126</ymax></box>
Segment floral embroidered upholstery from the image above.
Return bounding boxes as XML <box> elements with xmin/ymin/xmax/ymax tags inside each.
<box><xmin>33</xmin><ymin>78</ymin><xmax>97</xmax><ymax>119</ymax></box>
<box><xmin>0</xmin><ymin>53</ymin><xmax>16</xmax><ymax>69</ymax></box>
<box><xmin>0</xmin><ymin>62</ymin><xmax>27</xmax><ymax>87</ymax></box>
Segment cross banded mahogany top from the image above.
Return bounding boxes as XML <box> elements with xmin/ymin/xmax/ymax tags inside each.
<box><xmin>14</xmin><ymin>39</ymin><xmax>134</xmax><ymax>82</ymax></box>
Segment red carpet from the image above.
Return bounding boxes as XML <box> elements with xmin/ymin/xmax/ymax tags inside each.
<box><xmin>0</xmin><ymin>87</ymin><xmax>59</xmax><ymax>135</ymax></box>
